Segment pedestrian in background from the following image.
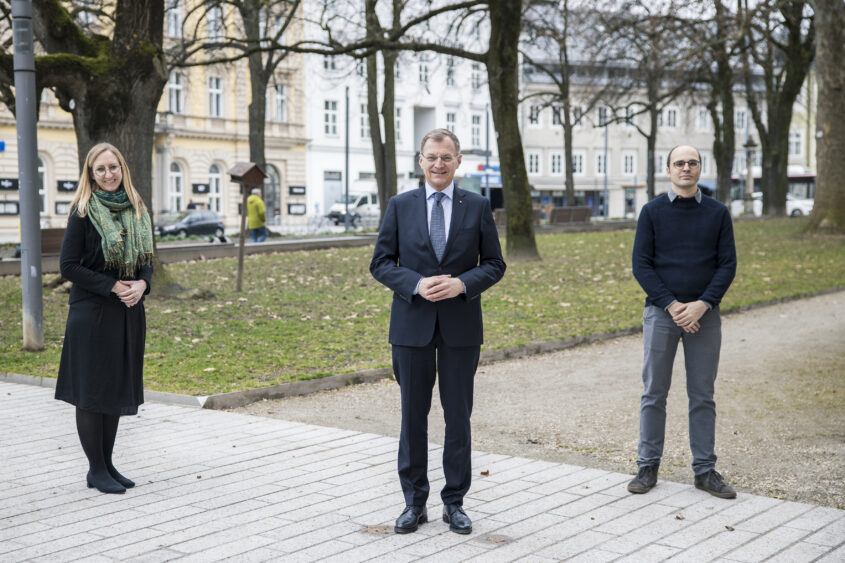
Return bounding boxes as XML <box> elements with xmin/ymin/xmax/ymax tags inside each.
<box><xmin>247</xmin><ymin>187</ymin><xmax>268</xmax><ymax>242</ymax></box>
<box><xmin>628</xmin><ymin>144</ymin><xmax>737</xmax><ymax>499</ymax></box>
<box><xmin>56</xmin><ymin>142</ymin><xmax>153</xmax><ymax>495</ymax></box>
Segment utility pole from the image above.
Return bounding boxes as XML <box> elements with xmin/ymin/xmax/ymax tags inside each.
<box><xmin>13</xmin><ymin>0</ymin><xmax>44</xmax><ymax>350</ymax></box>
<box><xmin>344</xmin><ymin>86</ymin><xmax>350</xmax><ymax>232</ymax></box>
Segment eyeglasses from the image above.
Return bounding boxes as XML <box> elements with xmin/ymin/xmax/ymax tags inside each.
<box><xmin>93</xmin><ymin>164</ymin><xmax>121</xmax><ymax>177</ymax></box>
<box><xmin>672</xmin><ymin>160</ymin><xmax>700</xmax><ymax>169</ymax></box>
<box><xmin>422</xmin><ymin>154</ymin><xmax>457</xmax><ymax>164</ymax></box>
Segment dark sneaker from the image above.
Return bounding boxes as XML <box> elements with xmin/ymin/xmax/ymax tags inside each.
<box><xmin>627</xmin><ymin>464</ymin><xmax>659</xmax><ymax>494</ymax></box>
<box><xmin>695</xmin><ymin>469</ymin><xmax>736</xmax><ymax>499</ymax></box>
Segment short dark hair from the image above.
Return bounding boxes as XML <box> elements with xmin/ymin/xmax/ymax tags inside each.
<box><xmin>420</xmin><ymin>128</ymin><xmax>461</xmax><ymax>155</ymax></box>
<box><xmin>667</xmin><ymin>145</ymin><xmax>702</xmax><ymax>168</ymax></box>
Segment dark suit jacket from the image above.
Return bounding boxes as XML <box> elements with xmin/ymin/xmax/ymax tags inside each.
<box><xmin>370</xmin><ymin>186</ymin><xmax>506</xmax><ymax>347</ymax></box>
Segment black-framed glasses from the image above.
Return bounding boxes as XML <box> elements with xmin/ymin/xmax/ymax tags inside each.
<box><xmin>422</xmin><ymin>153</ymin><xmax>457</xmax><ymax>164</ymax></box>
<box><xmin>672</xmin><ymin>160</ymin><xmax>700</xmax><ymax>169</ymax></box>
<box><xmin>93</xmin><ymin>164</ymin><xmax>121</xmax><ymax>177</ymax></box>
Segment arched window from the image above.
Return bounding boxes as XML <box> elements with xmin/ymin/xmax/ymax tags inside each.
<box><xmin>264</xmin><ymin>165</ymin><xmax>281</xmax><ymax>225</ymax></box>
<box><xmin>169</xmin><ymin>162</ymin><xmax>183</xmax><ymax>211</ymax></box>
<box><xmin>208</xmin><ymin>164</ymin><xmax>222</xmax><ymax>213</ymax></box>
<box><xmin>37</xmin><ymin>156</ymin><xmax>47</xmax><ymax>215</ymax></box>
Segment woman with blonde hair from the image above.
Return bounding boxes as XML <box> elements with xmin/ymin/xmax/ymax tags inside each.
<box><xmin>56</xmin><ymin>142</ymin><xmax>153</xmax><ymax>494</ymax></box>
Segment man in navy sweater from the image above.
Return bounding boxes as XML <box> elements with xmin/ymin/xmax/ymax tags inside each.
<box><xmin>628</xmin><ymin>145</ymin><xmax>738</xmax><ymax>499</ymax></box>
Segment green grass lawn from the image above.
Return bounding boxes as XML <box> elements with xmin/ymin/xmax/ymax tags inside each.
<box><xmin>2</xmin><ymin>218</ymin><xmax>843</xmax><ymax>395</ymax></box>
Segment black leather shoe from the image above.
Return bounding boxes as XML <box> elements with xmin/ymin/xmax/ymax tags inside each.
<box><xmin>695</xmin><ymin>469</ymin><xmax>736</xmax><ymax>499</ymax></box>
<box><xmin>442</xmin><ymin>504</ymin><xmax>472</xmax><ymax>534</ymax></box>
<box><xmin>394</xmin><ymin>505</ymin><xmax>427</xmax><ymax>534</ymax></box>
<box><xmin>86</xmin><ymin>470</ymin><xmax>126</xmax><ymax>494</ymax></box>
<box><xmin>627</xmin><ymin>464</ymin><xmax>659</xmax><ymax>494</ymax></box>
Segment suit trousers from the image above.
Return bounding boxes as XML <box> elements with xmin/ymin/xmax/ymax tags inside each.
<box><xmin>392</xmin><ymin>319</ymin><xmax>479</xmax><ymax>507</ymax></box>
<box><xmin>637</xmin><ymin>305</ymin><xmax>722</xmax><ymax>475</ymax></box>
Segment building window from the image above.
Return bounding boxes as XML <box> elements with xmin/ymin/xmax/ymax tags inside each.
<box><xmin>550</xmin><ymin>151</ymin><xmax>563</xmax><ymax>175</ymax></box>
<box><xmin>572</xmin><ymin>151</ymin><xmax>585</xmax><ymax>175</ymax></box>
<box><xmin>166</xmin><ymin>0</ymin><xmax>182</xmax><ymax>38</ymax></box>
<box><xmin>169</xmin><ymin>162</ymin><xmax>183</xmax><ymax>212</ymax></box>
<box><xmin>471</xmin><ymin>114</ymin><xmax>481</xmax><ymax>147</ymax></box>
<box><xmin>661</xmin><ymin>108</ymin><xmax>678</xmax><ymax>129</ymax></box>
<box><xmin>624</xmin><ymin>107</ymin><xmax>635</xmax><ymax>127</ymax></box>
<box><xmin>208</xmin><ymin>76</ymin><xmax>222</xmax><ymax>118</ymax></box>
<box><xmin>275</xmin><ymin>84</ymin><xmax>286</xmax><ymax>122</ymax></box>
<box><xmin>208</xmin><ymin>164</ymin><xmax>222</xmax><ymax>213</ymax></box>
<box><xmin>735</xmin><ymin>109</ymin><xmax>747</xmax><ymax>131</ymax></box>
<box><xmin>789</xmin><ymin>130</ymin><xmax>802</xmax><ymax>156</ymax></box>
<box><xmin>169</xmin><ymin>72</ymin><xmax>183</xmax><ymax>114</ymax></box>
<box><xmin>37</xmin><ymin>156</ymin><xmax>47</xmax><ymax>215</ymax></box>
<box><xmin>597</xmin><ymin>106</ymin><xmax>609</xmax><ymax>127</ymax></box>
<box><xmin>622</xmin><ymin>151</ymin><xmax>636</xmax><ymax>175</ymax></box>
<box><xmin>360</xmin><ymin>103</ymin><xmax>370</xmax><ymax>139</ymax></box>
<box><xmin>395</xmin><ymin>107</ymin><xmax>402</xmax><ymax>143</ymax></box>
<box><xmin>207</xmin><ymin>5</ymin><xmax>223</xmax><ymax>40</ymax></box>
<box><xmin>356</xmin><ymin>60</ymin><xmax>365</xmax><ymax>77</ymax></box>
<box><xmin>527</xmin><ymin>151</ymin><xmax>541</xmax><ymax>175</ymax></box>
<box><xmin>572</xmin><ymin>105</ymin><xmax>584</xmax><ymax>126</ymax></box>
<box><xmin>324</xmin><ymin>100</ymin><xmax>338</xmax><ymax>136</ymax></box>
<box><xmin>528</xmin><ymin>105</ymin><xmax>542</xmax><ymax>127</ymax></box>
<box><xmin>700</xmin><ymin>153</ymin><xmax>709</xmax><ymax>175</ymax></box>
<box><xmin>697</xmin><ymin>107</ymin><xmax>709</xmax><ymax>131</ymax></box>
<box><xmin>419</xmin><ymin>62</ymin><xmax>429</xmax><ymax>85</ymax></box>
<box><xmin>552</xmin><ymin>106</ymin><xmax>562</xmax><ymax>126</ymax></box>
<box><xmin>446</xmin><ymin>57</ymin><xmax>455</xmax><ymax>87</ymax></box>
<box><xmin>446</xmin><ymin>112</ymin><xmax>456</xmax><ymax>133</ymax></box>
<box><xmin>323</xmin><ymin>55</ymin><xmax>336</xmax><ymax>71</ymax></box>
<box><xmin>394</xmin><ymin>60</ymin><xmax>401</xmax><ymax>80</ymax></box>
<box><xmin>596</xmin><ymin>152</ymin><xmax>607</xmax><ymax>175</ymax></box>
<box><xmin>471</xmin><ymin>63</ymin><xmax>482</xmax><ymax>90</ymax></box>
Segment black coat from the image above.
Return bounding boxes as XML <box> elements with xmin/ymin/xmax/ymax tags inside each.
<box><xmin>55</xmin><ymin>211</ymin><xmax>152</xmax><ymax>415</ymax></box>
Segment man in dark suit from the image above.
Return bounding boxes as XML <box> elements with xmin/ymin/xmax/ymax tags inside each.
<box><xmin>370</xmin><ymin>128</ymin><xmax>506</xmax><ymax>535</ymax></box>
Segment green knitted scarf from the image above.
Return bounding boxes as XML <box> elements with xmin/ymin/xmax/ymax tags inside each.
<box><xmin>86</xmin><ymin>188</ymin><xmax>153</xmax><ymax>278</ymax></box>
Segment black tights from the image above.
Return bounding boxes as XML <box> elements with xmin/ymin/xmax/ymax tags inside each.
<box><xmin>76</xmin><ymin>408</ymin><xmax>134</xmax><ymax>492</ymax></box>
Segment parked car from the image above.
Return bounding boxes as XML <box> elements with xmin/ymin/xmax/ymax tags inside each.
<box><xmin>730</xmin><ymin>191</ymin><xmax>814</xmax><ymax>217</ymax></box>
<box><xmin>327</xmin><ymin>192</ymin><xmax>380</xmax><ymax>226</ymax></box>
<box><xmin>155</xmin><ymin>210</ymin><xmax>225</xmax><ymax>238</ymax></box>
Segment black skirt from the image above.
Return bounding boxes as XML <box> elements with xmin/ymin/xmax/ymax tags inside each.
<box><xmin>55</xmin><ymin>294</ymin><xmax>146</xmax><ymax>416</ymax></box>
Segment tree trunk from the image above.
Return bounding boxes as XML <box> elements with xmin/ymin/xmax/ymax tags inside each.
<box><xmin>646</xmin><ymin>107</ymin><xmax>658</xmax><ymax>200</ymax></box>
<box><xmin>487</xmin><ymin>0</ymin><xmax>539</xmax><ymax>260</ymax></box>
<box><xmin>709</xmin><ymin>1</ymin><xmax>736</xmax><ymax>205</ymax></box>
<box><xmin>807</xmin><ymin>0</ymin><xmax>845</xmax><ymax>231</ymax></box>
<box><xmin>366</xmin><ymin>49</ymin><xmax>387</xmax><ymax>221</ymax></box>
<box><xmin>563</xmin><ymin>100</ymin><xmax>576</xmax><ymax>205</ymax></box>
<box><xmin>243</xmin><ymin>1</ymin><xmax>268</xmax><ymax>171</ymax></box>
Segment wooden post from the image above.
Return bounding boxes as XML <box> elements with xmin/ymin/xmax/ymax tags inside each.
<box><xmin>227</xmin><ymin>163</ymin><xmax>267</xmax><ymax>293</ymax></box>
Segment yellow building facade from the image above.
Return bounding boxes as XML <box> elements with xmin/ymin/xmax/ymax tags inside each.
<box><xmin>0</xmin><ymin>4</ymin><xmax>307</xmax><ymax>241</ymax></box>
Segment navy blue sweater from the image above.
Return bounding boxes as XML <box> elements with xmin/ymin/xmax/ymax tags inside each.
<box><xmin>632</xmin><ymin>193</ymin><xmax>737</xmax><ymax>309</ymax></box>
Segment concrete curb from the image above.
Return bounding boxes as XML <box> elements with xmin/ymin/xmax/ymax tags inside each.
<box><xmin>4</xmin><ymin>287</ymin><xmax>842</xmax><ymax>411</ymax></box>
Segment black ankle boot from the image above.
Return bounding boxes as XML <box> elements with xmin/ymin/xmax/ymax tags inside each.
<box><xmin>103</xmin><ymin>414</ymin><xmax>134</xmax><ymax>488</ymax></box>
<box><xmin>77</xmin><ymin>408</ymin><xmax>126</xmax><ymax>494</ymax></box>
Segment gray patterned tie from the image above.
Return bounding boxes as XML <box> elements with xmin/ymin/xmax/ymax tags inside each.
<box><xmin>430</xmin><ymin>191</ymin><xmax>446</xmax><ymax>261</ymax></box>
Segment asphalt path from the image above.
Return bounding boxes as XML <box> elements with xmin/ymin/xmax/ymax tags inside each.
<box><xmin>237</xmin><ymin>291</ymin><xmax>845</xmax><ymax>508</ymax></box>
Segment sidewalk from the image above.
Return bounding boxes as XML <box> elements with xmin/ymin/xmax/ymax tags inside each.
<box><xmin>1</xmin><ymin>382</ymin><xmax>842</xmax><ymax>562</ymax></box>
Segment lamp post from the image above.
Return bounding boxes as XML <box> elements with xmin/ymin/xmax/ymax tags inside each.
<box><xmin>743</xmin><ymin>137</ymin><xmax>757</xmax><ymax>216</ymax></box>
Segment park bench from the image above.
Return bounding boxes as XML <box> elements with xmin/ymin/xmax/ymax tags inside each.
<box><xmin>494</xmin><ymin>209</ymin><xmax>542</xmax><ymax>228</ymax></box>
<box><xmin>40</xmin><ymin>228</ymin><xmax>66</xmax><ymax>255</ymax></box>
<box><xmin>549</xmin><ymin>206</ymin><xmax>592</xmax><ymax>224</ymax></box>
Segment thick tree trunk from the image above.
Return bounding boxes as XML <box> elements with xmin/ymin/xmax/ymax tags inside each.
<box><xmin>487</xmin><ymin>0</ymin><xmax>539</xmax><ymax>260</ymax></box>
<box><xmin>243</xmin><ymin>1</ymin><xmax>268</xmax><ymax>171</ymax></box>
<box><xmin>366</xmin><ymin>50</ymin><xmax>387</xmax><ymax>221</ymax></box>
<box><xmin>807</xmin><ymin>0</ymin><xmax>845</xmax><ymax>231</ymax></box>
<box><xmin>709</xmin><ymin>4</ymin><xmax>736</xmax><ymax>205</ymax></box>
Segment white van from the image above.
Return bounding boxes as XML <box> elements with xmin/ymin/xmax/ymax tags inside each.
<box><xmin>327</xmin><ymin>192</ymin><xmax>380</xmax><ymax>226</ymax></box>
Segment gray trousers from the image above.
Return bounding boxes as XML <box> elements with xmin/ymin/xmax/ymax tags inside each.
<box><xmin>637</xmin><ymin>305</ymin><xmax>722</xmax><ymax>475</ymax></box>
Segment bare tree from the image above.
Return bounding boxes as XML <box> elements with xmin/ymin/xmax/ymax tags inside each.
<box><xmin>600</xmin><ymin>1</ymin><xmax>699</xmax><ymax>200</ymax></box>
<box><xmin>522</xmin><ymin>0</ymin><xmax>608</xmax><ymax>207</ymax></box>
<box><xmin>806</xmin><ymin>0</ymin><xmax>844</xmax><ymax>232</ymax></box>
<box><xmin>310</xmin><ymin>0</ymin><xmax>540</xmax><ymax>259</ymax></box>
<box><xmin>741</xmin><ymin>0</ymin><xmax>814</xmax><ymax>216</ymax></box>
<box><xmin>0</xmin><ymin>0</ymin><xmax>167</xmax><ymax>214</ymax></box>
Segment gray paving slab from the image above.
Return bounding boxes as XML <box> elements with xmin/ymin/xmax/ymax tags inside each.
<box><xmin>2</xmin><ymin>380</ymin><xmax>843</xmax><ymax>562</ymax></box>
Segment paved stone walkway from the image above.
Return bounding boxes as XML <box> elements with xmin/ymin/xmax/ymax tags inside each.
<box><xmin>2</xmin><ymin>382</ymin><xmax>843</xmax><ymax>562</ymax></box>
